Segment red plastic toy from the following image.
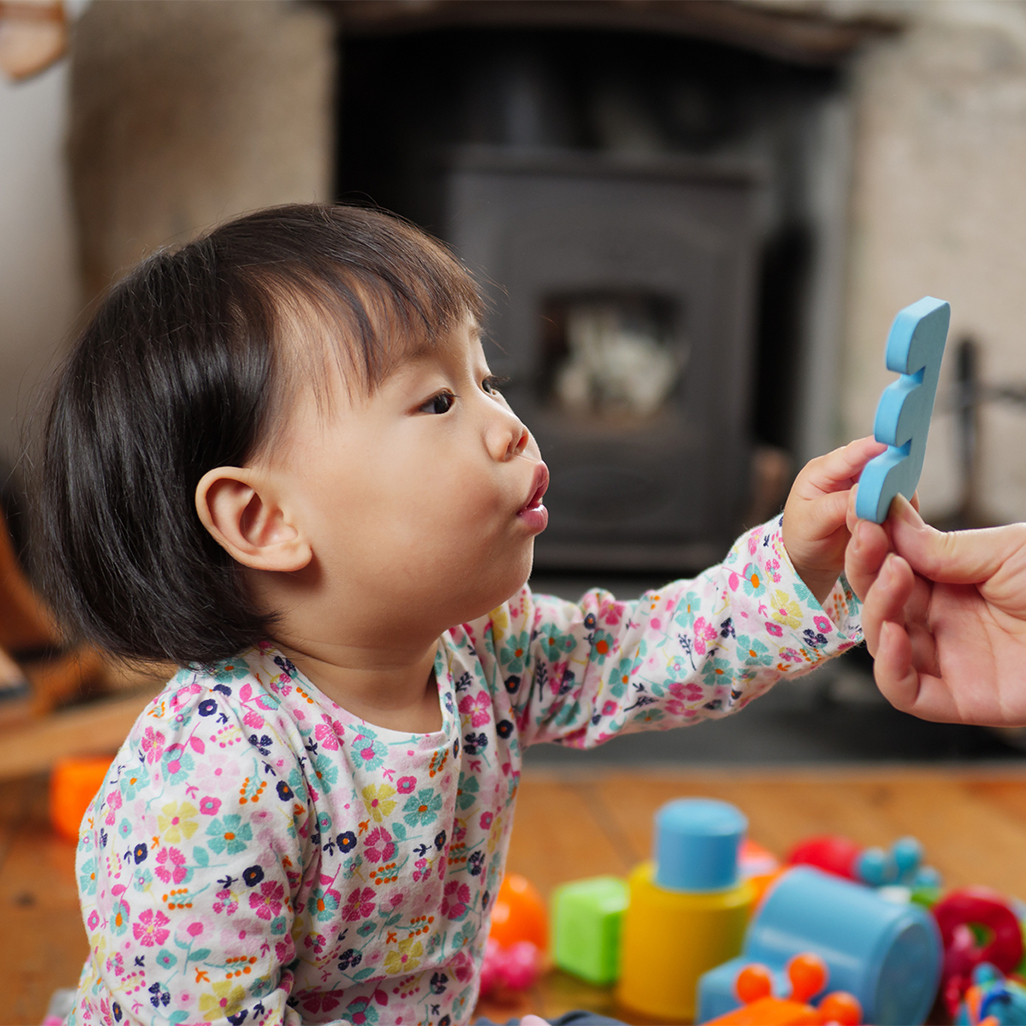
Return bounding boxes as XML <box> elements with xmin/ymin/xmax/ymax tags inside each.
<box><xmin>932</xmin><ymin>887</ymin><xmax>1024</xmax><ymax>1015</ymax></box>
<box><xmin>478</xmin><ymin>937</ymin><xmax>543</xmax><ymax>998</ymax></box>
<box><xmin>785</xmin><ymin>835</ymin><xmax>861</xmax><ymax>881</ymax></box>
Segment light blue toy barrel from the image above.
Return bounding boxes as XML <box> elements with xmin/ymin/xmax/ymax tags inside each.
<box><xmin>746</xmin><ymin>866</ymin><xmax>941</xmax><ymax>1024</ymax></box>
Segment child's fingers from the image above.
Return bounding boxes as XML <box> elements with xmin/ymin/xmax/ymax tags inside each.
<box><xmin>805</xmin><ymin>436</ymin><xmax>888</xmax><ymax>494</ymax></box>
<box><xmin>518</xmin><ymin>1017</ymin><xmax>550</xmax><ymax>1026</ymax></box>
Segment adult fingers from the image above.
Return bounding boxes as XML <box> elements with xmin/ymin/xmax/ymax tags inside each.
<box><xmin>889</xmin><ymin>496</ymin><xmax>1026</xmax><ymax>586</ymax></box>
<box><xmin>845</xmin><ymin>517</ymin><xmax>890</xmax><ymax>601</ymax></box>
<box><xmin>872</xmin><ymin>619</ymin><xmax>921</xmax><ymax>712</ymax></box>
<box><xmin>860</xmin><ymin>552</ymin><xmax>916</xmax><ymax>655</ymax></box>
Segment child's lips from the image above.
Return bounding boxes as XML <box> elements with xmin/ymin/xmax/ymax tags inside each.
<box><xmin>517</xmin><ymin>463</ymin><xmax>550</xmax><ymax>532</ymax></box>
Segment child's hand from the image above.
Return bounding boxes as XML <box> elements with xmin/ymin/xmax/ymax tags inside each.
<box><xmin>781</xmin><ymin>436</ymin><xmax>887</xmax><ymax>606</ymax></box>
<box><xmin>519</xmin><ymin>1017</ymin><xmax>550</xmax><ymax>1025</ymax></box>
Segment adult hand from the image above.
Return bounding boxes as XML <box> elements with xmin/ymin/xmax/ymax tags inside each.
<box><xmin>845</xmin><ymin>492</ymin><xmax>1026</xmax><ymax>724</ymax></box>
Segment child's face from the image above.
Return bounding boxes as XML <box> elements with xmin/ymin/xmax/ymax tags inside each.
<box><xmin>268</xmin><ymin>316</ymin><xmax>548</xmax><ymax>634</ymax></box>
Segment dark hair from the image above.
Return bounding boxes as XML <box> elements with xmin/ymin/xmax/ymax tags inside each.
<box><xmin>34</xmin><ymin>203</ymin><xmax>481</xmax><ymax>666</ymax></box>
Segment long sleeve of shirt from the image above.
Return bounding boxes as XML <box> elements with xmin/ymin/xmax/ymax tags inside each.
<box><xmin>474</xmin><ymin>514</ymin><xmax>861</xmax><ymax>750</ymax></box>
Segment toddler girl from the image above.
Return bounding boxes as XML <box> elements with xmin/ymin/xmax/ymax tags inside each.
<box><xmin>37</xmin><ymin>204</ymin><xmax>880</xmax><ymax>1026</ymax></box>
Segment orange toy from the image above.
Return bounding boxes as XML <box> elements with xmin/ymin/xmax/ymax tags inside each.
<box><xmin>489</xmin><ymin>872</ymin><xmax>548</xmax><ymax>951</ymax></box>
<box><xmin>704</xmin><ymin>953</ymin><xmax>862</xmax><ymax>1026</ymax></box>
<box><xmin>50</xmin><ymin>754</ymin><xmax>114</xmax><ymax>842</ymax></box>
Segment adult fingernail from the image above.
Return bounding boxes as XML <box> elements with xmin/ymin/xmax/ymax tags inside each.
<box><xmin>893</xmin><ymin>494</ymin><xmax>921</xmax><ymax>525</ymax></box>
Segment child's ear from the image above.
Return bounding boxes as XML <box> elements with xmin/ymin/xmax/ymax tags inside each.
<box><xmin>195</xmin><ymin>467</ymin><xmax>312</xmax><ymax>573</ymax></box>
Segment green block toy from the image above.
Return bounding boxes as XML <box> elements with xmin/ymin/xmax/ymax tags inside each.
<box><xmin>551</xmin><ymin>875</ymin><xmax>629</xmax><ymax>986</ymax></box>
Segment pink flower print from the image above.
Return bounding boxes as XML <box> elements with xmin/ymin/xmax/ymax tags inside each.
<box><xmin>601</xmin><ymin>700</ymin><xmax>617</xmax><ymax>717</ymax></box>
<box><xmin>479</xmin><ymin>811</ymin><xmax>493</xmax><ymax>830</ymax></box>
<box><xmin>315</xmin><ymin>720</ymin><xmax>341</xmax><ymax>751</ymax></box>
<box><xmin>364</xmin><ymin>826</ymin><xmax>396</xmax><ymax>863</ymax></box>
<box><xmin>154</xmin><ymin>846</ymin><xmax>187</xmax><ymax>885</ymax></box>
<box><xmin>104</xmin><ymin>790</ymin><xmax>123</xmax><ymax>825</ymax></box>
<box><xmin>441</xmin><ymin>880</ymin><xmax>471</xmax><ymax>920</ymax></box>
<box><xmin>213</xmin><ymin>888</ymin><xmax>238</xmax><ymax>915</ymax></box>
<box><xmin>692</xmin><ymin>617</ymin><xmax>718</xmax><ymax>655</ymax></box>
<box><xmin>458</xmin><ymin>691</ymin><xmax>491</xmax><ymax>728</ymax></box>
<box><xmin>765</xmin><ymin>622</ymin><xmax>783</xmax><ymax>637</ymax></box>
<box><xmin>412</xmin><ymin>857</ymin><xmax>428</xmax><ymax>883</ymax></box>
<box><xmin>132</xmin><ymin>908</ymin><xmax>170</xmax><ymax>947</ymax></box>
<box><xmin>342</xmin><ymin>886</ymin><xmax>376</xmax><ymax>921</ymax></box>
<box><xmin>601</xmin><ymin>601</ymin><xmax>625</xmax><ymax>627</ymax></box>
<box><xmin>669</xmin><ymin>681</ymin><xmax>705</xmax><ymax>702</ymax></box>
<box><xmin>199</xmin><ymin>796</ymin><xmax>221</xmax><ymax>816</ymax></box>
<box><xmin>396</xmin><ymin>775</ymin><xmax>416</xmax><ymax>794</ymax></box>
<box><xmin>141</xmin><ymin>727</ymin><xmax>166</xmax><ymax>764</ymax></box>
<box><xmin>814</xmin><ymin>615</ymin><xmax>832</xmax><ymax>634</ymax></box>
<box><xmin>451</xmin><ymin>948</ymin><xmax>475</xmax><ymax>983</ymax></box>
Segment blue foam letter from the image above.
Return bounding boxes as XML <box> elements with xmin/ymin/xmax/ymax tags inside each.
<box><xmin>855</xmin><ymin>296</ymin><xmax>950</xmax><ymax>524</ymax></box>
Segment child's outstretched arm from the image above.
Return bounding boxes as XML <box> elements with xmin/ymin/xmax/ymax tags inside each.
<box><xmin>845</xmin><ymin>492</ymin><xmax>1026</xmax><ymax>725</ymax></box>
<box><xmin>780</xmin><ymin>435</ymin><xmax>887</xmax><ymax>606</ymax></box>
<box><xmin>475</xmin><ymin>438</ymin><xmax>887</xmax><ymax>753</ymax></box>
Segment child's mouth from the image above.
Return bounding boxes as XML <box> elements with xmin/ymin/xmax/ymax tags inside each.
<box><xmin>517</xmin><ymin>463</ymin><xmax>550</xmax><ymax>533</ymax></box>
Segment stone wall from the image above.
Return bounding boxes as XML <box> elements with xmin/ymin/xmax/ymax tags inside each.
<box><xmin>68</xmin><ymin>0</ymin><xmax>335</xmax><ymax>296</ymax></box>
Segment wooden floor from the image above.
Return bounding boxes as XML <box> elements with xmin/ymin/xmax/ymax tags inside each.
<box><xmin>6</xmin><ymin>764</ymin><xmax>1026</xmax><ymax>1024</ymax></box>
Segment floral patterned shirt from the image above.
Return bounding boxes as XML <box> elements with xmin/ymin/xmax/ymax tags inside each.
<box><xmin>68</xmin><ymin>516</ymin><xmax>861</xmax><ymax>1026</ymax></box>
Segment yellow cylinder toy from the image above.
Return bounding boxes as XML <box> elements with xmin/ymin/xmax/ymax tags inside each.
<box><xmin>617</xmin><ymin>799</ymin><xmax>755</xmax><ymax>1021</ymax></box>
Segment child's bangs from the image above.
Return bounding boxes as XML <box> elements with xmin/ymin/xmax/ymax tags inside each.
<box><xmin>269</xmin><ymin>240</ymin><xmax>483</xmax><ymax>408</ymax></box>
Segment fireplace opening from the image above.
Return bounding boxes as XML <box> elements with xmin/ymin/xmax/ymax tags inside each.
<box><xmin>335</xmin><ymin>15</ymin><xmax>850</xmax><ymax>571</ymax></box>
<box><xmin>540</xmin><ymin>291</ymin><xmax>682</xmax><ymax>423</ymax></box>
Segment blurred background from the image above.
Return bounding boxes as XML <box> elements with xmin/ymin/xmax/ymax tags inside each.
<box><xmin>4</xmin><ymin>0</ymin><xmax>1026</xmax><ymax>764</ymax></box>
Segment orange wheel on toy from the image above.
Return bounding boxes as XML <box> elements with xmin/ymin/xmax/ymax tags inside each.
<box><xmin>735</xmin><ymin>964</ymin><xmax>773</xmax><ymax>1002</ymax></box>
<box><xmin>489</xmin><ymin>873</ymin><xmax>548</xmax><ymax>950</ymax></box>
<box><xmin>816</xmin><ymin>992</ymin><xmax>862</xmax><ymax>1025</ymax></box>
<box><xmin>787</xmin><ymin>953</ymin><xmax>827</xmax><ymax>1003</ymax></box>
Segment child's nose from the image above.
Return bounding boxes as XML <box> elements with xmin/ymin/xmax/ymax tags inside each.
<box><xmin>488</xmin><ymin>411</ymin><xmax>530</xmax><ymax>461</ymax></box>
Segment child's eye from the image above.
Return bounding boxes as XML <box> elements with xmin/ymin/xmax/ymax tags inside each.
<box><xmin>420</xmin><ymin>390</ymin><xmax>456</xmax><ymax>415</ymax></box>
<box><xmin>482</xmin><ymin>375</ymin><xmax>509</xmax><ymax>395</ymax></box>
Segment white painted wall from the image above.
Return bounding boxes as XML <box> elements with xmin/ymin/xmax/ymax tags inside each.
<box><xmin>0</xmin><ymin>58</ymin><xmax>79</xmax><ymax>470</ymax></box>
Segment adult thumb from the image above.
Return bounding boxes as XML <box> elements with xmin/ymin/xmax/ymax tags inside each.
<box><xmin>889</xmin><ymin>494</ymin><xmax>1026</xmax><ymax>586</ymax></box>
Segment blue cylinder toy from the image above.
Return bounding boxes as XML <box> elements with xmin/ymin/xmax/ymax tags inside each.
<box><xmin>696</xmin><ymin>865</ymin><xmax>942</xmax><ymax>1024</ymax></box>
